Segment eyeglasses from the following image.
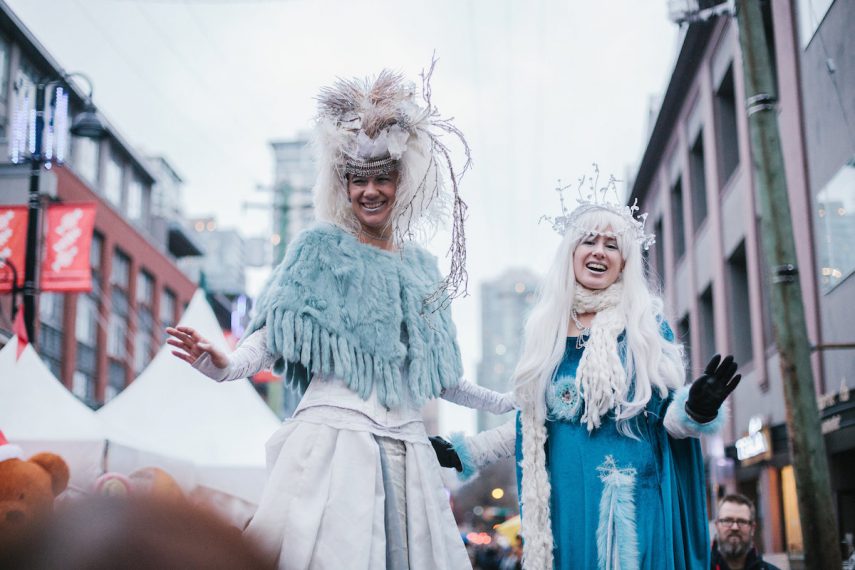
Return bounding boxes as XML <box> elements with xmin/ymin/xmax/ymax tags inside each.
<box><xmin>717</xmin><ymin>518</ymin><xmax>753</xmax><ymax>528</ymax></box>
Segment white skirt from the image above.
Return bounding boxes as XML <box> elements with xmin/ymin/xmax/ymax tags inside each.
<box><xmin>245</xmin><ymin>414</ymin><xmax>472</xmax><ymax>570</ymax></box>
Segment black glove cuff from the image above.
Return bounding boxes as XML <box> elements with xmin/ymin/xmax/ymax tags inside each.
<box><xmin>685</xmin><ymin>403</ymin><xmax>718</xmax><ymax>424</ymax></box>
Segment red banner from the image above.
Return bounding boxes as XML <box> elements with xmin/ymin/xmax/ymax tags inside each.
<box><xmin>41</xmin><ymin>203</ymin><xmax>96</xmax><ymax>292</ymax></box>
<box><xmin>0</xmin><ymin>206</ymin><xmax>28</xmax><ymax>292</ymax></box>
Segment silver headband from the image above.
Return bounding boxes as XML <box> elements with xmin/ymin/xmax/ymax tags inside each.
<box><xmin>344</xmin><ymin>156</ymin><xmax>398</xmax><ymax>178</ymax></box>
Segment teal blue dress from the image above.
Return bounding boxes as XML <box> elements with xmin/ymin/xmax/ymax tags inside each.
<box><xmin>515</xmin><ymin>333</ymin><xmax>710</xmax><ymax>570</ymax></box>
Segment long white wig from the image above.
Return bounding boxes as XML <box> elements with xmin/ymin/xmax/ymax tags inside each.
<box><xmin>513</xmin><ymin>207</ymin><xmax>685</xmax><ymax>433</ymax></box>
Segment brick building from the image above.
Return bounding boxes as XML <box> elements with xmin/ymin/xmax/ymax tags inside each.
<box><xmin>0</xmin><ymin>1</ymin><xmax>199</xmax><ymax>408</ymax></box>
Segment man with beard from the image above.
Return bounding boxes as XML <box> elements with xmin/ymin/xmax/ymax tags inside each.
<box><xmin>711</xmin><ymin>494</ymin><xmax>781</xmax><ymax>570</ymax></box>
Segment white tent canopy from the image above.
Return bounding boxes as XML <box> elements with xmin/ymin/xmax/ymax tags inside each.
<box><xmin>0</xmin><ymin>337</ymin><xmax>105</xmax><ymax>489</ymax></box>
<box><xmin>97</xmin><ymin>289</ymin><xmax>281</xmax><ymax>504</ymax></box>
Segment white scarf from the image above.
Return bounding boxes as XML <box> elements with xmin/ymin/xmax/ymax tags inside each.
<box><xmin>572</xmin><ymin>281</ymin><xmax>627</xmax><ymax>431</ymax></box>
<box><xmin>519</xmin><ymin>281</ymin><xmax>626</xmax><ymax>569</ymax></box>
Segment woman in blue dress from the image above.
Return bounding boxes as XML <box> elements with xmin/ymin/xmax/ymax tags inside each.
<box><xmin>431</xmin><ymin>195</ymin><xmax>741</xmax><ymax>569</ymax></box>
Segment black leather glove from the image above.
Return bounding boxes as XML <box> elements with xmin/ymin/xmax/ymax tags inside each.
<box><xmin>429</xmin><ymin>436</ymin><xmax>462</xmax><ymax>472</ymax></box>
<box><xmin>686</xmin><ymin>354</ymin><xmax>741</xmax><ymax>423</ymax></box>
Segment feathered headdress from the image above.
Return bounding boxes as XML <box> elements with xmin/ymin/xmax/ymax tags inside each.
<box><xmin>311</xmin><ymin>58</ymin><xmax>472</xmax><ymax>305</ymax></box>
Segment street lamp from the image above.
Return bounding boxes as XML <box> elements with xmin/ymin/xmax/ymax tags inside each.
<box><xmin>10</xmin><ymin>72</ymin><xmax>107</xmax><ymax>344</ymax></box>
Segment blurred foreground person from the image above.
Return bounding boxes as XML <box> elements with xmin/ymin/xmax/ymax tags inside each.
<box><xmin>0</xmin><ymin>496</ymin><xmax>274</xmax><ymax>570</ymax></box>
<box><xmin>712</xmin><ymin>494</ymin><xmax>780</xmax><ymax>570</ymax></box>
<box><xmin>168</xmin><ymin>62</ymin><xmax>512</xmax><ymax>569</ymax></box>
<box><xmin>432</xmin><ymin>181</ymin><xmax>741</xmax><ymax>569</ymax></box>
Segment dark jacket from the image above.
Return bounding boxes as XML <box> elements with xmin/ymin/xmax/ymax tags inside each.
<box><xmin>711</xmin><ymin>541</ymin><xmax>782</xmax><ymax>570</ymax></box>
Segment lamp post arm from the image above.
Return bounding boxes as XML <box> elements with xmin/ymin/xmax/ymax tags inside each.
<box><xmin>61</xmin><ymin>71</ymin><xmax>96</xmax><ymax>101</ymax></box>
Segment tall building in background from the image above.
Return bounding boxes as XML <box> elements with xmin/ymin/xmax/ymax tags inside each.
<box><xmin>180</xmin><ymin>217</ymin><xmax>253</xmax><ymax>336</ymax></box>
<box><xmin>628</xmin><ymin>2</ymin><xmax>855</xmax><ymax>561</ymax></box>
<box><xmin>269</xmin><ymin>134</ymin><xmax>316</xmax><ymax>264</ymax></box>
<box><xmin>267</xmin><ymin>134</ymin><xmax>317</xmax><ymax>417</ymax></box>
<box><xmin>476</xmin><ymin>269</ymin><xmax>539</xmax><ymax>431</ymax></box>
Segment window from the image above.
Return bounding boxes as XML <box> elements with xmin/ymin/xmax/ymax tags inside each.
<box><xmin>14</xmin><ymin>65</ymin><xmax>36</xmax><ymax>111</ymax></box>
<box><xmin>107</xmin><ymin>312</ymin><xmax>127</xmax><ymax>359</ymax></box>
<box><xmin>39</xmin><ymin>291</ymin><xmax>63</xmax><ymax>327</ymax></box>
<box><xmin>75</xmin><ymin>294</ymin><xmax>98</xmax><ymax>345</ymax></box>
<box><xmin>76</xmin><ymin>233</ymin><xmax>102</xmax><ymax>405</ymax></box>
<box><xmin>110</xmin><ymin>250</ymin><xmax>130</xmax><ymax>289</ymax></box>
<box><xmin>91</xmin><ymin>232</ymin><xmax>103</xmax><ymax>269</ymax></box>
<box><xmin>136</xmin><ymin>271</ymin><xmax>154</xmax><ymax>306</ymax></box>
<box><xmin>108</xmin><ymin>250</ymin><xmax>130</xmax><ymax>359</ymax></box>
<box><xmin>0</xmin><ymin>34</ymin><xmax>10</xmax><ymax>137</ymax></box>
<box><xmin>0</xmin><ymin>34</ymin><xmax>9</xmax><ymax>102</ymax></box>
<box><xmin>134</xmin><ymin>271</ymin><xmax>155</xmax><ymax>373</ymax></box>
<box><xmin>727</xmin><ymin>242</ymin><xmax>754</xmax><ymax>364</ymax></box>
<box><xmin>160</xmin><ymin>288</ymin><xmax>176</xmax><ymax>332</ymax></box>
<box><xmin>73</xmin><ymin>357</ymin><xmax>97</xmax><ymax>406</ymax></box>
<box><xmin>815</xmin><ymin>159</ymin><xmax>855</xmax><ymax>292</ymax></box>
<box><xmin>80</xmin><ymin>233</ymin><xmax>104</xmax><ymax>334</ymax></box>
<box><xmin>106</xmin><ymin>360</ymin><xmax>125</xmax><ymax>402</ymax></box>
<box><xmin>689</xmin><ymin>131</ymin><xmax>708</xmax><ymax>231</ymax></box>
<box><xmin>714</xmin><ymin>65</ymin><xmax>740</xmax><ymax>189</ymax></box>
<box><xmin>126</xmin><ymin>175</ymin><xmax>145</xmax><ymax>222</ymax></box>
<box><xmin>38</xmin><ymin>292</ymin><xmax>64</xmax><ymax>379</ymax></box>
<box><xmin>671</xmin><ymin>177</ymin><xmax>686</xmax><ymax>260</ymax></box>
<box><xmin>72</xmin><ymin>370</ymin><xmax>93</xmax><ymax>404</ymax></box>
<box><xmin>699</xmin><ymin>285</ymin><xmax>716</xmax><ymax>364</ymax></box>
<box><xmin>103</xmin><ymin>150</ymin><xmax>124</xmax><ymax>208</ymax></box>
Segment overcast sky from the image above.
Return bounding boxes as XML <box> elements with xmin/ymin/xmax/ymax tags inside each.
<box><xmin>9</xmin><ymin>0</ymin><xmax>681</xmax><ymax>433</ymax></box>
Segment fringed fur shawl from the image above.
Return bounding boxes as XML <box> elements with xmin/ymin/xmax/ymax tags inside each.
<box><xmin>244</xmin><ymin>223</ymin><xmax>463</xmax><ymax>408</ymax></box>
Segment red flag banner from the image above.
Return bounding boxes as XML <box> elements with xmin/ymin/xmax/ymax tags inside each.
<box><xmin>0</xmin><ymin>206</ymin><xmax>28</xmax><ymax>293</ymax></box>
<box><xmin>41</xmin><ymin>203</ymin><xmax>96</xmax><ymax>292</ymax></box>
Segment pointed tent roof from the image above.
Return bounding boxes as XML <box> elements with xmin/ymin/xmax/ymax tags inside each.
<box><xmin>97</xmin><ymin>289</ymin><xmax>280</xmax><ymax>502</ymax></box>
<box><xmin>0</xmin><ymin>337</ymin><xmax>105</xmax><ymax>486</ymax></box>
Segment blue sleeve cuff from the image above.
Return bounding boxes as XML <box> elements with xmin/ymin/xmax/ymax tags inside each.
<box><xmin>670</xmin><ymin>385</ymin><xmax>727</xmax><ymax>435</ymax></box>
<box><xmin>449</xmin><ymin>432</ymin><xmax>478</xmax><ymax>481</ymax></box>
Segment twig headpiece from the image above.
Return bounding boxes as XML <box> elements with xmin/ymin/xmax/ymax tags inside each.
<box><xmin>541</xmin><ymin>165</ymin><xmax>656</xmax><ymax>250</ymax></box>
<box><xmin>312</xmin><ymin>57</ymin><xmax>471</xmax><ymax>305</ymax></box>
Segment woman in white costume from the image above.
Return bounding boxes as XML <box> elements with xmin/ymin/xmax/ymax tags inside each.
<box><xmin>168</xmin><ymin>66</ymin><xmax>511</xmax><ymax>569</ymax></box>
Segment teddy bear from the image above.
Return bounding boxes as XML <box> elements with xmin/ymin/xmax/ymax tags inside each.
<box><xmin>93</xmin><ymin>467</ymin><xmax>184</xmax><ymax>502</ymax></box>
<box><xmin>0</xmin><ymin>431</ymin><xmax>70</xmax><ymax>549</ymax></box>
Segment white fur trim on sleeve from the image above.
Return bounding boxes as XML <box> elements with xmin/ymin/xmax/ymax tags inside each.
<box><xmin>664</xmin><ymin>385</ymin><xmax>728</xmax><ymax>439</ymax></box>
<box><xmin>449</xmin><ymin>420</ymin><xmax>516</xmax><ymax>480</ymax></box>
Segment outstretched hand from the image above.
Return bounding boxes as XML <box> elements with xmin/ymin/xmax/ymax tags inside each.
<box><xmin>429</xmin><ymin>436</ymin><xmax>463</xmax><ymax>472</ymax></box>
<box><xmin>686</xmin><ymin>354</ymin><xmax>742</xmax><ymax>423</ymax></box>
<box><xmin>166</xmin><ymin>326</ymin><xmax>229</xmax><ymax>369</ymax></box>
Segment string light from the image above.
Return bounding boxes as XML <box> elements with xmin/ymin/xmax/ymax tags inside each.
<box><xmin>55</xmin><ymin>88</ymin><xmax>69</xmax><ymax>163</ymax></box>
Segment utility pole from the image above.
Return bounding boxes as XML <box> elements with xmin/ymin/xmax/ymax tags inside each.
<box><xmin>242</xmin><ymin>184</ymin><xmax>313</xmax><ymax>419</ymax></box>
<box><xmin>734</xmin><ymin>1</ymin><xmax>840</xmax><ymax>567</ymax></box>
